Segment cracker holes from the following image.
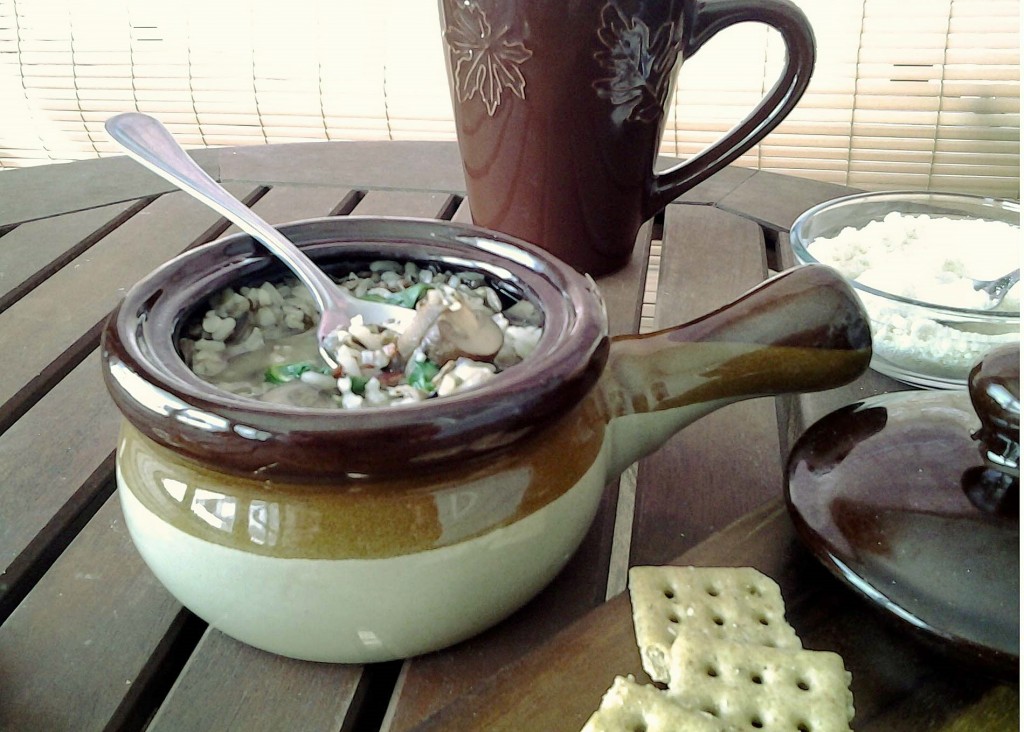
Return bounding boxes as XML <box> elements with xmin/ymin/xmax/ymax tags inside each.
<box><xmin>750</xmin><ymin>718</ymin><xmax>764</xmax><ymax>729</ymax></box>
<box><xmin>797</xmin><ymin>723</ymin><xmax>812</xmax><ymax>732</ymax></box>
<box><xmin>700</xmin><ymin>704</ymin><xmax>720</xmax><ymax>718</ymax></box>
<box><xmin>630</xmin><ymin>722</ymin><xmax>648</xmax><ymax>732</ymax></box>
<box><xmin>796</xmin><ymin>678</ymin><xmax>811</xmax><ymax>691</ymax></box>
<box><xmin>712</xmin><ymin>615</ymin><xmax>725</xmax><ymax>626</ymax></box>
<box><xmin>705</xmin><ymin>664</ymin><xmax>719</xmax><ymax>678</ymax></box>
<box><xmin>663</xmin><ymin>586</ymin><xmax>675</xmax><ymax>600</ymax></box>
<box><xmin>750</xmin><ymin>673</ymin><xmax>764</xmax><ymax>685</ymax></box>
<box><xmin>667</xmin><ymin>612</ymin><xmax>681</xmax><ymax>625</ymax></box>
<box><xmin>705</xmin><ymin>584</ymin><xmax>721</xmax><ymax>597</ymax></box>
<box><xmin>757</xmin><ymin>614</ymin><xmax>771</xmax><ymax>626</ymax></box>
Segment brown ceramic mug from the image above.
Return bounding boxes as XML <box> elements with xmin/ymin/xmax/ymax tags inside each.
<box><xmin>439</xmin><ymin>0</ymin><xmax>816</xmax><ymax>275</ymax></box>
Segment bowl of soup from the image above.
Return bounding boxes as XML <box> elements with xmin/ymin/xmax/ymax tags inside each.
<box><xmin>102</xmin><ymin>216</ymin><xmax>872</xmax><ymax>662</ymax></box>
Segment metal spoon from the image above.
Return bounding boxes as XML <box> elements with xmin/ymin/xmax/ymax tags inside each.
<box><xmin>973</xmin><ymin>268</ymin><xmax>1020</xmax><ymax>310</ymax></box>
<box><xmin>104</xmin><ymin>112</ymin><xmax>414</xmax><ymax>370</ymax></box>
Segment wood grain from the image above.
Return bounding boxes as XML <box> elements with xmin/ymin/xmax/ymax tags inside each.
<box><xmin>630</xmin><ymin>203</ymin><xmax>781</xmax><ymax>565</ymax></box>
<box><xmin>0</xmin><ymin>201</ymin><xmax>144</xmax><ymax>313</ymax></box>
<box><xmin>0</xmin><ymin>185</ymin><xmax>257</xmax><ymax>432</ymax></box>
<box><xmin>408</xmin><ymin>502</ymin><xmax>1019</xmax><ymax>732</ymax></box>
<box><xmin>0</xmin><ymin>350</ymin><xmax>120</xmax><ymax>620</ymax></box>
<box><xmin>146</xmin><ymin>629</ymin><xmax>366</xmax><ymax>732</ymax></box>
<box><xmin>0</xmin><ymin>497</ymin><xmax>183</xmax><ymax>732</ymax></box>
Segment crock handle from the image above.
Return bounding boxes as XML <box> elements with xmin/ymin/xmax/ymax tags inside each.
<box><xmin>600</xmin><ymin>264</ymin><xmax>871</xmax><ymax>474</ymax></box>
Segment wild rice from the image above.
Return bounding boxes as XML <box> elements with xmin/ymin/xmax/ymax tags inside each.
<box><xmin>181</xmin><ymin>260</ymin><xmax>543</xmax><ymax>409</ymax></box>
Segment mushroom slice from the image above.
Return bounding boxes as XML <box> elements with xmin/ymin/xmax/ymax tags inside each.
<box><xmin>259</xmin><ymin>380</ymin><xmax>334</xmax><ymax>408</ymax></box>
<box><xmin>396</xmin><ymin>289</ymin><xmax>450</xmax><ymax>361</ymax></box>
<box><xmin>422</xmin><ymin>296</ymin><xmax>504</xmax><ymax>365</ymax></box>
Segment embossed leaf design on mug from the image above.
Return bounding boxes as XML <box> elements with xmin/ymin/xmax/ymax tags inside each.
<box><xmin>446</xmin><ymin>4</ymin><xmax>533</xmax><ymax>116</ymax></box>
<box><xmin>592</xmin><ymin>4</ymin><xmax>683</xmax><ymax>124</ymax></box>
<box><xmin>439</xmin><ymin>0</ymin><xmax>816</xmax><ymax>275</ymax></box>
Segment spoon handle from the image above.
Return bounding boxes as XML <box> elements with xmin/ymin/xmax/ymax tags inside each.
<box><xmin>104</xmin><ymin>112</ymin><xmax>345</xmax><ymax>323</ymax></box>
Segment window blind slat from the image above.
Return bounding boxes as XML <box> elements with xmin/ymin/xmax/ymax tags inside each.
<box><xmin>2</xmin><ymin>0</ymin><xmax>1018</xmax><ymax>199</ymax></box>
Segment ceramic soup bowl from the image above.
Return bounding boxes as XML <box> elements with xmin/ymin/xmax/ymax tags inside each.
<box><xmin>102</xmin><ymin>217</ymin><xmax>871</xmax><ymax>663</ymax></box>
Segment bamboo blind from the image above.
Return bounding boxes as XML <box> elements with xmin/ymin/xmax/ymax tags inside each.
<box><xmin>0</xmin><ymin>0</ymin><xmax>1019</xmax><ymax>198</ymax></box>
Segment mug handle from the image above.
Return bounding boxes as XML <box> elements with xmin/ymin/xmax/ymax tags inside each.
<box><xmin>645</xmin><ymin>0</ymin><xmax>816</xmax><ymax>216</ymax></box>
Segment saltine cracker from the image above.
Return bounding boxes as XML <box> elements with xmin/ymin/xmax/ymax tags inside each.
<box><xmin>668</xmin><ymin>631</ymin><xmax>855</xmax><ymax>732</ymax></box>
<box><xmin>629</xmin><ymin>566</ymin><xmax>801</xmax><ymax>683</ymax></box>
<box><xmin>582</xmin><ymin>676</ymin><xmax>739</xmax><ymax>732</ymax></box>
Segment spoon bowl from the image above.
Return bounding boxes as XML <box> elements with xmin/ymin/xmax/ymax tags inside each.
<box><xmin>104</xmin><ymin>112</ymin><xmax>415</xmax><ymax>370</ymax></box>
<box><xmin>973</xmin><ymin>268</ymin><xmax>1020</xmax><ymax>310</ymax></box>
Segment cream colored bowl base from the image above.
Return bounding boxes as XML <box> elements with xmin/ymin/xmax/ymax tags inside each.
<box><xmin>116</xmin><ymin>455</ymin><xmax>606</xmax><ymax>663</ymax></box>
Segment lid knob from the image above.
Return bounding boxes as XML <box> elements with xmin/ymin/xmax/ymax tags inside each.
<box><xmin>962</xmin><ymin>344</ymin><xmax>1020</xmax><ymax>515</ymax></box>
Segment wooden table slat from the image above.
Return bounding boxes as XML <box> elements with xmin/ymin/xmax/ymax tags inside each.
<box><xmin>0</xmin><ymin>150</ymin><xmax>221</xmax><ymax>226</ymax></box>
<box><xmin>217</xmin><ymin>141</ymin><xmax>466</xmax><ymax>193</ymax></box>
<box><xmin>353</xmin><ymin>189</ymin><xmax>459</xmax><ymax>219</ymax></box>
<box><xmin>630</xmin><ymin>204</ymin><xmax>782</xmax><ymax>566</ymax></box>
<box><xmin>147</xmin><ymin>629</ymin><xmax>366</xmax><ymax>732</ymax></box>
<box><xmin>0</xmin><ymin>498</ymin><xmax>183</xmax><ymax>732</ymax></box>
<box><xmin>0</xmin><ymin>145</ymin><xmax>1013</xmax><ymax>732</ymax></box>
<box><xmin>716</xmin><ymin>169</ymin><xmax>854</xmax><ymax>233</ymax></box>
<box><xmin>0</xmin><ymin>351</ymin><xmax>120</xmax><ymax>620</ymax></box>
<box><xmin>0</xmin><ymin>200</ymin><xmax>146</xmax><ymax>313</ymax></box>
<box><xmin>671</xmin><ymin>165</ymin><xmax>756</xmax><ymax>205</ymax></box>
<box><xmin>0</xmin><ymin>184</ymin><xmax>258</xmax><ymax>433</ymax></box>
<box><xmin>451</xmin><ymin>198</ymin><xmax>473</xmax><ymax>224</ymax></box>
<box><xmin>408</xmin><ymin>502</ymin><xmax>1019</xmax><ymax>731</ymax></box>
<box><xmin>219</xmin><ymin>184</ymin><xmax>361</xmax><ymax>237</ymax></box>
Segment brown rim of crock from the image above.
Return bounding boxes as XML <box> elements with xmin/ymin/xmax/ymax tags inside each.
<box><xmin>101</xmin><ymin>216</ymin><xmax>610</xmax><ymax>483</ymax></box>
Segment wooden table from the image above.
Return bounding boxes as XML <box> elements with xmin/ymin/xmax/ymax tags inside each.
<box><xmin>0</xmin><ymin>142</ymin><xmax>1016</xmax><ymax>731</ymax></box>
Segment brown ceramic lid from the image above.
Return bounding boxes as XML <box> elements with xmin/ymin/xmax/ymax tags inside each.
<box><xmin>785</xmin><ymin>344</ymin><xmax>1019</xmax><ymax>678</ymax></box>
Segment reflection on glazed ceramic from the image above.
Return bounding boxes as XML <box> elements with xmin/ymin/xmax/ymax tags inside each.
<box><xmin>786</xmin><ymin>348</ymin><xmax>1020</xmax><ymax>677</ymax></box>
<box><xmin>118</xmin><ymin>456</ymin><xmax>608</xmax><ymax>661</ymax></box>
<box><xmin>118</xmin><ymin>392</ymin><xmax>604</xmax><ymax>560</ymax></box>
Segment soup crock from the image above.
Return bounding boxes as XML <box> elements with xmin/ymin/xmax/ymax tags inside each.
<box><xmin>101</xmin><ymin>216</ymin><xmax>871</xmax><ymax>663</ymax></box>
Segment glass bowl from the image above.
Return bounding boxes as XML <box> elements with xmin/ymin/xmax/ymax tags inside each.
<box><xmin>790</xmin><ymin>191</ymin><xmax>1020</xmax><ymax>389</ymax></box>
